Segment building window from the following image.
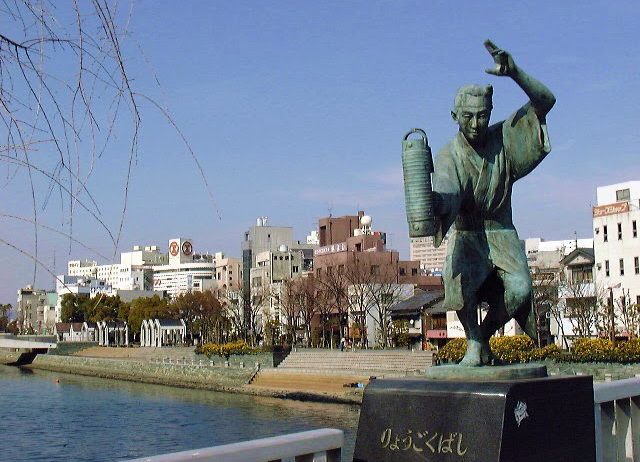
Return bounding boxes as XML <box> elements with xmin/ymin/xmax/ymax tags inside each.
<box><xmin>371</xmin><ymin>265</ymin><xmax>380</xmax><ymax>276</ymax></box>
<box><xmin>605</xmin><ymin>260</ymin><xmax>610</xmax><ymax>277</ymax></box>
<box><xmin>603</xmin><ymin>225</ymin><xmax>608</xmax><ymax>242</ymax></box>
<box><xmin>412</xmin><ymin>268</ymin><xmax>418</xmax><ymax>276</ymax></box>
<box><xmin>399</xmin><ymin>267</ymin><xmax>406</xmax><ymax>276</ymax></box>
<box><xmin>293</xmin><ymin>266</ymin><xmax>299</xmax><ymax>273</ymax></box>
<box><xmin>618</xmin><ymin>223</ymin><xmax>623</xmax><ymax>240</ymax></box>
<box><xmin>634</xmin><ymin>221</ymin><xmax>637</xmax><ymax>238</ymax></box>
<box><xmin>636</xmin><ymin>257</ymin><xmax>639</xmax><ymax>275</ymax></box>
<box><xmin>616</xmin><ymin>188</ymin><xmax>631</xmax><ymax>202</ymax></box>
<box><xmin>620</xmin><ymin>258</ymin><xmax>625</xmax><ymax>276</ymax></box>
<box><xmin>637</xmin><ymin>295</ymin><xmax>640</xmax><ymax>306</ymax></box>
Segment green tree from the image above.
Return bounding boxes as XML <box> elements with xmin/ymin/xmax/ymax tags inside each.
<box><xmin>127</xmin><ymin>295</ymin><xmax>173</xmax><ymax>335</ymax></box>
<box><xmin>0</xmin><ymin>304</ymin><xmax>11</xmax><ymax>332</ymax></box>
<box><xmin>89</xmin><ymin>295</ymin><xmax>124</xmax><ymax>322</ymax></box>
<box><xmin>172</xmin><ymin>291</ymin><xmax>229</xmax><ymax>344</ymax></box>
<box><xmin>60</xmin><ymin>293</ymin><xmax>91</xmax><ymax>323</ymax></box>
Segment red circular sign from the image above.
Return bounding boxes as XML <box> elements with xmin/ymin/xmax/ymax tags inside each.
<box><xmin>169</xmin><ymin>241</ymin><xmax>179</xmax><ymax>256</ymax></box>
<box><xmin>182</xmin><ymin>241</ymin><xmax>193</xmax><ymax>256</ymax></box>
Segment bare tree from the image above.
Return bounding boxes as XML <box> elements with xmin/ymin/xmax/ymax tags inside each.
<box><xmin>559</xmin><ymin>274</ymin><xmax>604</xmax><ymax>340</ymax></box>
<box><xmin>1</xmin><ymin>2</ymin><xmax>216</xmax><ymax>288</ymax></box>
<box><xmin>531</xmin><ymin>271</ymin><xmax>560</xmax><ymax>347</ymax></box>
<box><xmin>279</xmin><ymin>278</ymin><xmax>300</xmax><ymax>345</ymax></box>
<box><xmin>363</xmin><ymin>267</ymin><xmax>407</xmax><ymax>348</ymax></box>
<box><xmin>316</xmin><ymin>257</ymin><xmax>349</xmax><ymax>347</ymax></box>
<box><xmin>342</xmin><ymin>257</ymin><xmax>380</xmax><ymax>348</ymax></box>
<box><xmin>615</xmin><ymin>290</ymin><xmax>640</xmax><ymax>339</ymax></box>
<box><xmin>296</xmin><ymin>275</ymin><xmax>323</xmax><ymax>347</ymax></box>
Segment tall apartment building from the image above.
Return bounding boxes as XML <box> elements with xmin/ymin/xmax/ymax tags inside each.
<box><xmin>593</xmin><ymin>181</ymin><xmax>640</xmax><ymax>308</ymax></box>
<box><xmin>241</xmin><ymin>218</ymin><xmax>314</xmax><ymax>293</ymax></box>
<box><xmin>410</xmin><ymin>235</ymin><xmax>449</xmax><ymax>274</ymax></box>
<box><xmin>242</xmin><ymin>218</ymin><xmax>316</xmax><ymax>329</ymax></box>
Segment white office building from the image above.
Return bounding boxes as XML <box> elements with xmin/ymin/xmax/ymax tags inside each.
<box><xmin>152</xmin><ymin>238</ymin><xmax>215</xmax><ymax>298</ymax></box>
<box><xmin>593</xmin><ymin>181</ymin><xmax>640</xmax><ymax>309</ymax></box>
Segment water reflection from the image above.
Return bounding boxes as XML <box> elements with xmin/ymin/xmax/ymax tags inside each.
<box><xmin>0</xmin><ymin>365</ymin><xmax>360</xmax><ymax>461</ymax></box>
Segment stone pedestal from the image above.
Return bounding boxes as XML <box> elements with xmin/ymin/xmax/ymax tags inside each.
<box><xmin>353</xmin><ymin>375</ymin><xmax>595</xmax><ymax>462</ymax></box>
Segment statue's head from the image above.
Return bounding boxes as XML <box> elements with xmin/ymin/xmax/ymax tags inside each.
<box><xmin>451</xmin><ymin>84</ymin><xmax>493</xmax><ymax>146</ymax></box>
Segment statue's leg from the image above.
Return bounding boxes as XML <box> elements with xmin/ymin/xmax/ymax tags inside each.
<box><xmin>479</xmin><ymin>270</ymin><xmax>509</xmax><ymax>339</ymax></box>
<box><xmin>478</xmin><ymin>275</ymin><xmax>510</xmax><ymax>365</ymax></box>
<box><xmin>500</xmin><ymin>269</ymin><xmax>535</xmax><ymax>340</ymax></box>
<box><xmin>457</xmin><ymin>299</ymin><xmax>488</xmax><ymax>366</ymax></box>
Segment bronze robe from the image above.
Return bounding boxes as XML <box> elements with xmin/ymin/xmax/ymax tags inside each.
<box><xmin>433</xmin><ymin>103</ymin><xmax>551</xmax><ymax>313</ymax></box>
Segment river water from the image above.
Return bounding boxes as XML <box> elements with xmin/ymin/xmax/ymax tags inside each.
<box><xmin>0</xmin><ymin>365</ymin><xmax>360</xmax><ymax>461</ymax></box>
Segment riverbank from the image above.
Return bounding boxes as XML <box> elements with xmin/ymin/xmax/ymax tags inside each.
<box><xmin>19</xmin><ymin>353</ymin><xmax>363</xmax><ymax>405</ymax></box>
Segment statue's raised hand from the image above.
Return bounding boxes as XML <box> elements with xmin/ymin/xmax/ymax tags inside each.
<box><xmin>484</xmin><ymin>39</ymin><xmax>516</xmax><ymax>77</ymax></box>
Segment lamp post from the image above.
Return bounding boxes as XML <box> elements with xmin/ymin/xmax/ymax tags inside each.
<box><xmin>608</xmin><ymin>283</ymin><xmax>622</xmax><ymax>343</ymax></box>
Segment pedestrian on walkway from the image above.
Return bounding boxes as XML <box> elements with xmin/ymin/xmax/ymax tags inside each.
<box><xmin>339</xmin><ymin>337</ymin><xmax>346</xmax><ymax>352</ymax></box>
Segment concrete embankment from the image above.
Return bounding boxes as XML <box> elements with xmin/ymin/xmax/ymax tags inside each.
<box><xmin>22</xmin><ymin>354</ymin><xmax>362</xmax><ymax>405</ymax></box>
<box><xmin>0</xmin><ymin>350</ymin><xmax>21</xmax><ymax>365</ymax></box>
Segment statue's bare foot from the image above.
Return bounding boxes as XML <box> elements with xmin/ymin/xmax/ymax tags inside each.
<box><xmin>459</xmin><ymin>340</ymin><xmax>482</xmax><ymax>366</ymax></box>
<box><xmin>459</xmin><ymin>340</ymin><xmax>498</xmax><ymax>366</ymax></box>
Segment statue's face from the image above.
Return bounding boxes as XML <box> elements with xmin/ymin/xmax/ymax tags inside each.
<box><xmin>452</xmin><ymin>95</ymin><xmax>492</xmax><ymax>146</ymax></box>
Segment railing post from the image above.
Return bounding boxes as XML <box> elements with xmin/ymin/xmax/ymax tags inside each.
<box><xmin>600</xmin><ymin>401</ymin><xmax>616</xmax><ymax>461</ymax></box>
<box><xmin>632</xmin><ymin>396</ymin><xmax>640</xmax><ymax>462</ymax></box>
<box><xmin>616</xmin><ymin>398</ymin><xmax>631</xmax><ymax>461</ymax></box>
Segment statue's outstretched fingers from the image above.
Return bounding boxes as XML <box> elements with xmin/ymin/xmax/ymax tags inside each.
<box><xmin>484</xmin><ymin>39</ymin><xmax>500</xmax><ymax>55</ymax></box>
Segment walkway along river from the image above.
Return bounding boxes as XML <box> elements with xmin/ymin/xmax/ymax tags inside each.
<box><xmin>0</xmin><ymin>365</ymin><xmax>360</xmax><ymax>461</ymax></box>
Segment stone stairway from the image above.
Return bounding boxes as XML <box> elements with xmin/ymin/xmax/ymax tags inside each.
<box><xmin>275</xmin><ymin>348</ymin><xmax>433</xmax><ymax>375</ymax></box>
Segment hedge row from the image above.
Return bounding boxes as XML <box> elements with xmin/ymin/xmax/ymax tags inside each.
<box><xmin>195</xmin><ymin>341</ymin><xmax>259</xmax><ymax>359</ymax></box>
<box><xmin>435</xmin><ymin>336</ymin><xmax>640</xmax><ymax>364</ymax></box>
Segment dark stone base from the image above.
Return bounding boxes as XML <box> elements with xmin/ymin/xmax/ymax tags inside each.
<box><xmin>353</xmin><ymin>375</ymin><xmax>595</xmax><ymax>462</ymax></box>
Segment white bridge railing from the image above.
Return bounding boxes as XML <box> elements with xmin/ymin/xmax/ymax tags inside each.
<box><xmin>124</xmin><ymin>428</ymin><xmax>343</xmax><ymax>462</ymax></box>
<box><xmin>594</xmin><ymin>377</ymin><xmax>640</xmax><ymax>462</ymax></box>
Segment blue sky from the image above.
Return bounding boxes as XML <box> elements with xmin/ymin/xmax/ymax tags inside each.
<box><xmin>1</xmin><ymin>1</ymin><xmax>639</xmax><ymax>304</ymax></box>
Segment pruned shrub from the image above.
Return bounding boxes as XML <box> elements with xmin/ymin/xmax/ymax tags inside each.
<box><xmin>570</xmin><ymin>338</ymin><xmax>615</xmax><ymax>363</ymax></box>
<box><xmin>196</xmin><ymin>341</ymin><xmax>257</xmax><ymax>359</ymax></box>
<box><xmin>436</xmin><ymin>335</ymin><xmax>561</xmax><ymax>364</ymax></box>
<box><xmin>435</xmin><ymin>338</ymin><xmax>466</xmax><ymax>363</ymax></box>
<box><xmin>490</xmin><ymin>335</ymin><xmax>534</xmax><ymax>363</ymax></box>
<box><xmin>614</xmin><ymin>338</ymin><xmax>640</xmax><ymax>363</ymax></box>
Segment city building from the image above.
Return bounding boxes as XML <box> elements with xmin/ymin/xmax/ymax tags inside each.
<box><xmin>251</xmin><ymin>246</ymin><xmax>309</xmax><ymax>323</ymax></box>
<box><xmin>312</xmin><ymin>212</ymin><xmax>441</xmax><ymax>344</ymax></box>
<box><xmin>241</xmin><ymin>218</ymin><xmax>316</xmax><ymax>332</ymax></box>
<box><xmin>66</xmin><ymin>239</ymin><xmax>231</xmax><ymax>301</ymax></box>
<box><xmin>524</xmin><ymin>237</ymin><xmax>596</xmax><ymax>347</ymax></box>
<box><xmin>16</xmin><ymin>285</ymin><xmax>57</xmax><ymax>334</ymax></box>
<box><xmin>212</xmin><ymin>252</ymin><xmax>242</xmax><ymax>295</ymax></box>
<box><xmin>152</xmin><ymin>238</ymin><xmax>216</xmax><ymax>298</ymax></box>
<box><xmin>410</xmin><ymin>234</ymin><xmax>450</xmax><ymax>275</ymax></box>
<box><xmin>314</xmin><ymin>213</ymin><xmax>435</xmax><ymax>287</ymax></box>
<box><xmin>593</xmin><ymin>181</ymin><xmax>640</xmax><ymax>310</ymax></box>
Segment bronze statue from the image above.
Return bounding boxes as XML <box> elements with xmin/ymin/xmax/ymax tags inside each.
<box><xmin>403</xmin><ymin>40</ymin><xmax>556</xmax><ymax>366</ymax></box>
